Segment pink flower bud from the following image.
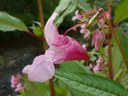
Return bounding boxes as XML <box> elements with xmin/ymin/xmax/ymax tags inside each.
<box><xmin>105</xmin><ymin>11</ymin><xmax>111</xmax><ymax>20</ymax></box>
<box><xmin>92</xmin><ymin>30</ymin><xmax>105</xmax><ymax>51</ymax></box>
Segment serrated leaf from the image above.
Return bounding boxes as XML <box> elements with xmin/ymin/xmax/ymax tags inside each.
<box><xmin>69</xmin><ymin>87</ymin><xmax>93</xmax><ymax>96</ymax></box>
<box><xmin>78</xmin><ymin>0</ymin><xmax>91</xmax><ymax>11</ymax></box>
<box><xmin>60</xmin><ymin>61</ymin><xmax>90</xmax><ymax>74</ymax></box>
<box><xmin>0</xmin><ymin>11</ymin><xmax>28</xmax><ymax>32</ymax></box>
<box><xmin>55</xmin><ymin>70</ymin><xmax>128</xmax><ymax>96</ymax></box>
<box><xmin>116</xmin><ymin>28</ymin><xmax>128</xmax><ymax>66</ymax></box>
<box><xmin>114</xmin><ymin>0</ymin><xmax>128</xmax><ymax>23</ymax></box>
<box><xmin>54</xmin><ymin>0</ymin><xmax>78</xmax><ymax>26</ymax></box>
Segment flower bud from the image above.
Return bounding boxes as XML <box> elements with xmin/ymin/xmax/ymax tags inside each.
<box><xmin>105</xmin><ymin>11</ymin><xmax>111</xmax><ymax>20</ymax></box>
<box><xmin>92</xmin><ymin>30</ymin><xmax>105</xmax><ymax>51</ymax></box>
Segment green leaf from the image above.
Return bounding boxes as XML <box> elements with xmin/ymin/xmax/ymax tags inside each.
<box><xmin>31</xmin><ymin>23</ymin><xmax>43</xmax><ymax>37</ymax></box>
<box><xmin>114</xmin><ymin>0</ymin><xmax>128</xmax><ymax>23</ymax></box>
<box><xmin>116</xmin><ymin>28</ymin><xmax>128</xmax><ymax>66</ymax></box>
<box><xmin>54</xmin><ymin>0</ymin><xmax>78</xmax><ymax>26</ymax></box>
<box><xmin>69</xmin><ymin>87</ymin><xmax>93</xmax><ymax>96</ymax></box>
<box><xmin>55</xmin><ymin>70</ymin><xmax>128</xmax><ymax>96</ymax></box>
<box><xmin>0</xmin><ymin>11</ymin><xmax>28</xmax><ymax>32</ymax></box>
<box><xmin>60</xmin><ymin>61</ymin><xmax>91</xmax><ymax>74</ymax></box>
<box><xmin>78</xmin><ymin>0</ymin><xmax>91</xmax><ymax>11</ymax></box>
<box><xmin>55</xmin><ymin>0</ymin><xmax>72</xmax><ymax>14</ymax></box>
<box><xmin>112</xmin><ymin>38</ymin><xmax>122</xmax><ymax>76</ymax></box>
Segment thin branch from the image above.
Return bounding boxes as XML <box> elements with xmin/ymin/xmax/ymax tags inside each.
<box><xmin>64</xmin><ymin>23</ymin><xmax>85</xmax><ymax>35</ymax></box>
<box><xmin>25</xmin><ymin>31</ymin><xmax>44</xmax><ymax>41</ymax></box>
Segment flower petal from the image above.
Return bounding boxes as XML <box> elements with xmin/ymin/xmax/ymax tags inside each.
<box><xmin>45</xmin><ymin>48</ymin><xmax>66</xmax><ymax>64</ymax></box>
<box><xmin>22</xmin><ymin>55</ymin><xmax>55</xmax><ymax>82</ymax></box>
<box><xmin>64</xmin><ymin>36</ymin><xmax>90</xmax><ymax>60</ymax></box>
<box><xmin>44</xmin><ymin>12</ymin><xmax>59</xmax><ymax>46</ymax></box>
<box><xmin>53</xmin><ymin>35</ymin><xmax>90</xmax><ymax>61</ymax></box>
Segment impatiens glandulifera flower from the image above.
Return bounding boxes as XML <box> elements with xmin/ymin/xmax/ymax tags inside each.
<box><xmin>23</xmin><ymin>12</ymin><xmax>90</xmax><ymax>82</ymax></box>
<box><xmin>92</xmin><ymin>30</ymin><xmax>105</xmax><ymax>51</ymax></box>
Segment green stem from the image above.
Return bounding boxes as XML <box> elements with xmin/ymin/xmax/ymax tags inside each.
<box><xmin>107</xmin><ymin>0</ymin><xmax>111</xmax><ymax>10</ymax></box>
<box><xmin>37</xmin><ymin>0</ymin><xmax>48</xmax><ymax>50</ymax></box>
<box><xmin>37</xmin><ymin>0</ymin><xmax>44</xmax><ymax>30</ymax></box>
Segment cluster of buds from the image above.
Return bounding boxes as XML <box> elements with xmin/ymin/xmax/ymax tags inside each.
<box><xmin>71</xmin><ymin>8</ymin><xmax>111</xmax><ymax>51</ymax></box>
<box><xmin>10</xmin><ymin>73</ymin><xmax>24</xmax><ymax>92</ymax></box>
<box><xmin>90</xmin><ymin>58</ymin><xmax>105</xmax><ymax>72</ymax></box>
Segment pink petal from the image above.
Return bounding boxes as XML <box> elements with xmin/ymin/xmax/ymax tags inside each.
<box><xmin>64</xmin><ymin>37</ymin><xmax>90</xmax><ymax>60</ymax></box>
<box><xmin>22</xmin><ymin>55</ymin><xmax>55</xmax><ymax>82</ymax></box>
<box><xmin>72</xmin><ymin>16</ymin><xmax>77</xmax><ymax>21</ymax></box>
<box><xmin>45</xmin><ymin>48</ymin><xmax>66</xmax><ymax>64</ymax></box>
<box><xmin>44</xmin><ymin>12</ymin><xmax>59</xmax><ymax>46</ymax></box>
<box><xmin>10</xmin><ymin>75</ymin><xmax>18</xmax><ymax>88</ymax></box>
<box><xmin>44</xmin><ymin>12</ymin><xmax>90</xmax><ymax>62</ymax></box>
<box><xmin>53</xmin><ymin>35</ymin><xmax>90</xmax><ymax>61</ymax></box>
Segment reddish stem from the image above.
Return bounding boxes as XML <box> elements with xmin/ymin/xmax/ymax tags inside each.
<box><xmin>25</xmin><ymin>31</ymin><xmax>44</xmax><ymax>41</ymax></box>
<box><xmin>107</xmin><ymin>0</ymin><xmax>114</xmax><ymax>79</ymax></box>
<box><xmin>49</xmin><ymin>79</ymin><xmax>55</xmax><ymax>96</ymax></box>
<box><xmin>64</xmin><ymin>23</ymin><xmax>84</xmax><ymax>35</ymax></box>
<box><xmin>108</xmin><ymin>35</ymin><xmax>114</xmax><ymax>79</ymax></box>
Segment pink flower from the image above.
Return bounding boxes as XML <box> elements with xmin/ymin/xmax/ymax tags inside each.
<box><xmin>72</xmin><ymin>10</ymin><xmax>82</xmax><ymax>21</ymax></box>
<box><xmin>10</xmin><ymin>74</ymin><xmax>24</xmax><ymax>92</ymax></box>
<box><xmin>15</xmin><ymin>83</ymin><xmax>24</xmax><ymax>92</ymax></box>
<box><xmin>23</xmin><ymin>12</ymin><xmax>90</xmax><ymax>82</ymax></box>
<box><xmin>45</xmin><ymin>12</ymin><xmax>90</xmax><ymax>61</ymax></box>
<box><xmin>80</xmin><ymin>28</ymin><xmax>90</xmax><ymax>40</ymax></box>
<box><xmin>93</xmin><ymin>58</ymin><xmax>105</xmax><ymax>72</ymax></box>
<box><xmin>23</xmin><ymin>55</ymin><xmax>55</xmax><ymax>82</ymax></box>
<box><xmin>11</xmin><ymin>75</ymin><xmax>18</xmax><ymax>88</ymax></box>
<box><xmin>92</xmin><ymin>30</ymin><xmax>105</xmax><ymax>51</ymax></box>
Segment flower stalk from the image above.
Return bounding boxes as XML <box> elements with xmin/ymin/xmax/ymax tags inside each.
<box><xmin>37</xmin><ymin>0</ymin><xmax>55</xmax><ymax>96</ymax></box>
<box><xmin>49</xmin><ymin>79</ymin><xmax>55</xmax><ymax>96</ymax></box>
<box><xmin>107</xmin><ymin>0</ymin><xmax>114</xmax><ymax>79</ymax></box>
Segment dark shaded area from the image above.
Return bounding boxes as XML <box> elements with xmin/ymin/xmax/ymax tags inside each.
<box><xmin>0</xmin><ymin>32</ymin><xmax>43</xmax><ymax>96</ymax></box>
<box><xmin>0</xmin><ymin>0</ymin><xmax>60</xmax><ymax>95</ymax></box>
